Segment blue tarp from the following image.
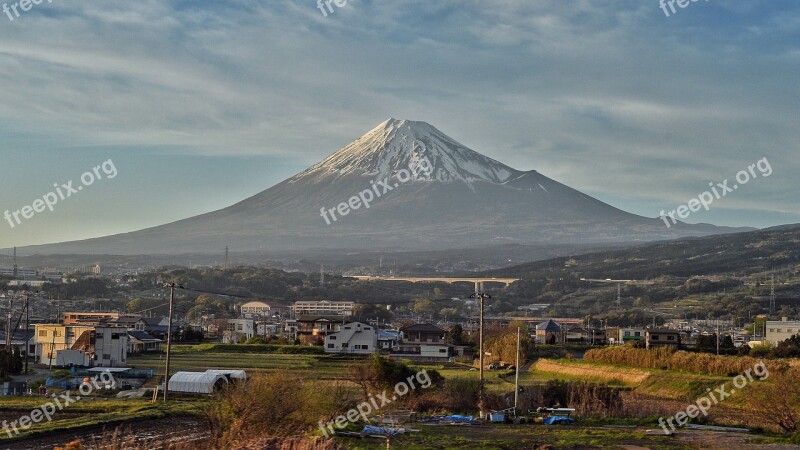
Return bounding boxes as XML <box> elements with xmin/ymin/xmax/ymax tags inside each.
<box><xmin>362</xmin><ymin>425</ymin><xmax>399</xmax><ymax>435</ymax></box>
<box><xmin>423</xmin><ymin>415</ymin><xmax>475</xmax><ymax>423</ymax></box>
<box><xmin>543</xmin><ymin>416</ymin><xmax>576</xmax><ymax>425</ymax></box>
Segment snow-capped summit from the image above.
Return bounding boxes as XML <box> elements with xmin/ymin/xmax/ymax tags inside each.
<box><xmin>292</xmin><ymin>118</ymin><xmax>517</xmax><ymax>185</ymax></box>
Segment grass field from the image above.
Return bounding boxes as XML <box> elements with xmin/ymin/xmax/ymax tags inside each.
<box><xmin>335</xmin><ymin>424</ymin><xmax>687</xmax><ymax>449</ymax></box>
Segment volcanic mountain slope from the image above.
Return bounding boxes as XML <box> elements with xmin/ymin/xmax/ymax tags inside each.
<box><xmin>19</xmin><ymin>119</ymin><xmax>748</xmax><ymax>255</ymax></box>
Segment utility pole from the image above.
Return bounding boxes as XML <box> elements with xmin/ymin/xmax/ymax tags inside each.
<box><xmin>163</xmin><ymin>283</ymin><xmax>182</xmax><ymax>401</ymax></box>
<box><xmin>470</xmin><ymin>282</ymin><xmax>490</xmax><ymax>415</ymax></box>
<box><xmin>24</xmin><ymin>293</ymin><xmax>29</xmax><ymax>374</ymax></box>
<box><xmin>6</xmin><ymin>295</ymin><xmax>12</xmax><ymax>350</ymax></box>
<box><xmin>770</xmin><ymin>272</ymin><xmax>775</xmax><ymax>314</ymax></box>
<box><xmin>514</xmin><ymin>327</ymin><xmax>520</xmax><ymax>413</ymax></box>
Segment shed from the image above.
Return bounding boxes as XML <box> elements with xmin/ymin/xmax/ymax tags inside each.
<box><xmin>168</xmin><ymin>371</ymin><xmax>228</xmax><ymax>394</ymax></box>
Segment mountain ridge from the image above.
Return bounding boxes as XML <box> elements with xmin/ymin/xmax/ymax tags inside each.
<box><xmin>10</xmin><ymin>119</ymin><xmax>752</xmax><ymax>256</ymax></box>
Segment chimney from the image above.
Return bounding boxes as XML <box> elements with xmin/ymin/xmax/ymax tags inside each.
<box><xmin>782</xmin><ymin>317</ymin><xmax>789</xmax><ymax>322</ymax></box>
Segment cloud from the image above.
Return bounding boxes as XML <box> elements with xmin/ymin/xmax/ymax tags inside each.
<box><xmin>0</xmin><ymin>0</ymin><xmax>797</xmax><ymax>247</ymax></box>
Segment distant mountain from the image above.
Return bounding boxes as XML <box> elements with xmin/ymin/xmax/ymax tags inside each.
<box><xmin>16</xmin><ymin>119</ymin><xmax>751</xmax><ymax>255</ymax></box>
<box><xmin>487</xmin><ymin>224</ymin><xmax>800</xmax><ymax>280</ymax></box>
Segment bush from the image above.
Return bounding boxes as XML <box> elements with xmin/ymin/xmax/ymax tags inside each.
<box><xmin>584</xmin><ymin>346</ymin><xmax>787</xmax><ymax>376</ymax></box>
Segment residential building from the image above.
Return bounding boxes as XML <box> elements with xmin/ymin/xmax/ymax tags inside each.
<box><xmin>324</xmin><ymin>322</ymin><xmax>377</xmax><ymax>354</ymax></box>
<box><xmin>565</xmin><ymin>327</ymin><xmax>607</xmax><ymax>345</ymax></box>
<box><xmin>766</xmin><ymin>317</ymin><xmax>800</xmax><ymax>346</ymax></box>
<box><xmin>63</xmin><ymin>312</ymin><xmax>121</xmax><ymax>326</ymax></box>
<box><xmin>292</xmin><ymin>300</ymin><xmax>354</xmax><ymax>316</ymax></box>
<box><xmin>127</xmin><ymin>331</ymin><xmax>163</xmax><ymax>354</ymax></box>
<box><xmin>108</xmin><ymin>316</ymin><xmax>147</xmax><ymax>331</ymax></box>
<box><xmin>396</xmin><ymin>324</ymin><xmax>450</xmax><ymax>358</ymax></box>
<box><xmin>34</xmin><ymin>324</ymin><xmax>128</xmax><ymax>367</ymax></box>
<box><xmin>0</xmin><ymin>330</ymin><xmax>35</xmax><ymax>357</ymax></box>
<box><xmin>645</xmin><ymin>329</ymin><xmax>681</xmax><ymax>349</ymax></box>
<box><xmin>378</xmin><ymin>329</ymin><xmax>400</xmax><ymax>351</ymax></box>
<box><xmin>535</xmin><ymin>319</ymin><xmax>564</xmax><ymax>345</ymax></box>
<box><xmin>295</xmin><ymin>315</ymin><xmax>347</xmax><ymax>338</ymax></box>
<box><xmin>240</xmin><ymin>301</ymin><xmax>271</xmax><ymax>318</ymax></box>
<box><xmin>618</xmin><ymin>327</ymin><xmax>646</xmax><ymax>344</ymax></box>
<box><xmin>223</xmin><ymin>319</ymin><xmax>256</xmax><ymax>343</ymax></box>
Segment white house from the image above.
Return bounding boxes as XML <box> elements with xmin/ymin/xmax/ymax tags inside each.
<box><xmin>766</xmin><ymin>317</ymin><xmax>800</xmax><ymax>345</ymax></box>
<box><xmin>223</xmin><ymin>319</ymin><xmax>256</xmax><ymax>343</ymax></box>
<box><xmin>324</xmin><ymin>322</ymin><xmax>377</xmax><ymax>354</ymax></box>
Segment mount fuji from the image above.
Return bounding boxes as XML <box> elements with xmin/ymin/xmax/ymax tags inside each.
<box><xmin>18</xmin><ymin>119</ymin><xmax>748</xmax><ymax>255</ymax></box>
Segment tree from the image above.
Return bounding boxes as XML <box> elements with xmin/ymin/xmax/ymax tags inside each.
<box><xmin>9</xmin><ymin>346</ymin><xmax>22</xmax><ymax>375</ymax></box>
<box><xmin>775</xmin><ymin>334</ymin><xmax>800</xmax><ymax>358</ymax></box>
<box><xmin>745</xmin><ymin>368</ymin><xmax>800</xmax><ymax>433</ymax></box>
<box><xmin>447</xmin><ymin>324</ymin><xmax>465</xmax><ymax>346</ymax></box>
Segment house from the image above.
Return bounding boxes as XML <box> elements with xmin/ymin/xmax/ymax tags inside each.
<box><xmin>292</xmin><ymin>300</ymin><xmax>354</xmax><ymax>316</ymax></box>
<box><xmin>63</xmin><ymin>312</ymin><xmax>121</xmax><ymax>326</ymax></box>
<box><xmin>0</xmin><ymin>330</ymin><xmax>35</xmax><ymax>358</ymax></box>
<box><xmin>324</xmin><ymin>322</ymin><xmax>377</xmax><ymax>354</ymax></box>
<box><xmin>645</xmin><ymin>329</ymin><xmax>681</xmax><ymax>349</ymax></box>
<box><xmin>141</xmin><ymin>317</ymin><xmax>180</xmax><ymax>339</ymax></box>
<box><xmin>377</xmin><ymin>329</ymin><xmax>400</xmax><ymax>351</ymax></box>
<box><xmin>223</xmin><ymin>319</ymin><xmax>256</xmax><ymax>343</ymax></box>
<box><xmin>395</xmin><ymin>324</ymin><xmax>450</xmax><ymax>359</ymax></box>
<box><xmin>765</xmin><ymin>317</ymin><xmax>800</xmax><ymax>346</ymax></box>
<box><xmin>535</xmin><ymin>319</ymin><xmax>564</xmax><ymax>345</ymax></box>
<box><xmin>109</xmin><ymin>316</ymin><xmax>147</xmax><ymax>331</ymax></box>
<box><xmin>565</xmin><ymin>327</ymin><xmax>607</xmax><ymax>345</ymax></box>
<box><xmin>127</xmin><ymin>331</ymin><xmax>163</xmax><ymax>354</ymax></box>
<box><xmin>295</xmin><ymin>315</ymin><xmax>347</xmax><ymax>338</ymax></box>
<box><xmin>34</xmin><ymin>324</ymin><xmax>128</xmax><ymax>367</ymax></box>
<box><xmin>618</xmin><ymin>328</ymin><xmax>646</xmax><ymax>344</ymax></box>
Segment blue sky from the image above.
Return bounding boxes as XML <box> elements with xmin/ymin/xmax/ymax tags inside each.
<box><xmin>0</xmin><ymin>0</ymin><xmax>798</xmax><ymax>249</ymax></box>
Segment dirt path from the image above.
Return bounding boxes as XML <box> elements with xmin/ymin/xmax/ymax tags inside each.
<box><xmin>1</xmin><ymin>416</ymin><xmax>208</xmax><ymax>450</ymax></box>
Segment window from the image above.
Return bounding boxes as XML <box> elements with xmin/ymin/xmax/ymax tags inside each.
<box><xmin>652</xmin><ymin>335</ymin><xmax>659</xmax><ymax>340</ymax></box>
<box><xmin>103</xmin><ymin>354</ymin><xmax>111</xmax><ymax>359</ymax></box>
<box><xmin>439</xmin><ymin>349</ymin><xmax>447</xmax><ymax>353</ymax></box>
<box><xmin>667</xmin><ymin>336</ymin><xmax>675</xmax><ymax>341</ymax></box>
<box><xmin>624</xmin><ymin>331</ymin><xmax>630</xmax><ymax>336</ymax></box>
<box><xmin>39</xmin><ymin>330</ymin><xmax>47</xmax><ymax>337</ymax></box>
<box><xmin>365</xmin><ymin>327</ymin><xmax>371</xmax><ymax>330</ymax></box>
<box><xmin>344</xmin><ymin>326</ymin><xmax>351</xmax><ymax>330</ymax></box>
<box><xmin>329</xmin><ymin>336</ymin><xmax>336</xmax><ymax>340</ymax></box>
<box><xmin>634</xmin><ymin>332</ymin><xmax>641</xmax><ymax>337</ymax></box>
<box><xmin>327</xmin><ymin>344</ymin><xmax>334</xmax><ymax>348</ymax></box>
<box><xmin>341</xmin><ymin>343</ymin><xmax>348</xmax><ymax>348</ymax></box>
<box><xmin>54</xmin><ymin>330</ymin><xmax>61</xmax><ymax>337</ymax></box>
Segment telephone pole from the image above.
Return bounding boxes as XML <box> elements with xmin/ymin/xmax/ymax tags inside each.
<box><xmin>162</xmin><ymin>283</ymin><xmax>182</xmax><ymax>401</ymax></box>
<box><xmin>514</xmin><ymin>327</ymin><xmax>521</xmax><ymax>412</ymax></box>
<box><xmin>470</xmin><ymin>282</ymin><xmax>490</xmax><ymax>415</ymax></box>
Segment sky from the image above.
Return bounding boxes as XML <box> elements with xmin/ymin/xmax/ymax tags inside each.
<box><xmin>0</xmin><ymin>0</ymin><xmax>798</xmax><ymax>249</ymax></box>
